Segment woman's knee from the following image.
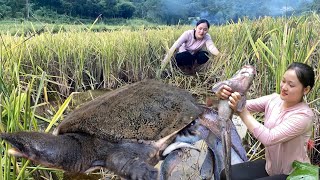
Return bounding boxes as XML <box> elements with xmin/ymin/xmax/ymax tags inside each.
<box><xmin>196</xmin><ymin>51</ymin><xmax>209</xmax><ymax>64</ymax></box>
<box><xmin>175</xmin><ymin>51</ymin><xmax>194</xmax><ymax>66</ymax></box>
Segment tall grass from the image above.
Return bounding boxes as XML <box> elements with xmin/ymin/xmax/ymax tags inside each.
<box><xmin>0</xmin><ymin>13</ymin><xmax>319</xmax><ymax>179</ymax></box>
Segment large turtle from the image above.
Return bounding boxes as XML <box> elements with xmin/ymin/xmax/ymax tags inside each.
<box><xmin>1</xmin><ymin>65</ymin><xmax>256</xmax><ymax>180</ymax></box>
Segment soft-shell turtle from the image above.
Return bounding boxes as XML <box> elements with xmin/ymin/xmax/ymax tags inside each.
<box><xmin>1</xmin><ymin>65</ymin><xmax>256</xmax><ymax>180</ymax></box>
<box><xmin>2</xmin><ymin>80</ymin><xmax>203</xmax><ymax>179</ymax></box>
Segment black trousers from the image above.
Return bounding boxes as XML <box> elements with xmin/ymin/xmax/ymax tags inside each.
<box><xmin>220</xmin><ymin>159</ymin><xmax>288</xmax><ymax>180</ymax></box>
<box><xmin>175</xmin><ymin>51</ymin><xmax>209</xmax><ymax>67</ymax></box>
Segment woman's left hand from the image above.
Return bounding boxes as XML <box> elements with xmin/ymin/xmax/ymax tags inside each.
<box><xmin>228</xmin><ymin>92</ymin><xmax>258</xmax><ymax>133</ymax></box>
<box><xmin>228</xmin><ymin>92</ymin><xmax>242</xmax><ymax>112</ymax></box>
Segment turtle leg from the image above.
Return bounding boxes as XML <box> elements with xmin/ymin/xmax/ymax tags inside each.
<box><xmin>220</xmin><ymin>117</ymin><xmax>232</xmax><ymax>180</ymax></box>
<box><xmin>104</xmin><ymin>152</ymin><xmax>158</xmax><ymax>180</ymax></box>
<box><xmin>200</xmin><ymin>147</ymin><xmax>215</xmax><ymax>180</ymax></box>
<box><xmin>204</xmin><ymin>130</ymin><xmax>246</xmax><ymax>180</ymax></box>
<box><xmin>159</xmin><ymin>123</ymin><xmax>211</xmax><ymax>180</ymax></box>
<box><xmin>102</xmin><ymin>142</ymin><xmax>159</xmax><ymax>180</ymax></box>
<box><xmin>228</xmin><ymin>121</ymin><xmax>247</xmax><ymax>164</ymax></box>
<box><xmin>159</xmin><ymin>149</ymin><xmax>184</xmax><ymax>180</ymax></box>
<box><xmin>205</xmin><ymin>131</ymin><xmax>224</xmax><ymax>180</ymax></box>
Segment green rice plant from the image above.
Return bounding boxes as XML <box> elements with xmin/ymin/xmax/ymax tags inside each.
<box><xmin>0</xmin><ymin>44</ymin><xmax>69</xmax><ymax>179</ymax></box>
<box><xmin>0</xmin><ymin>74</ymin><xmax>73</xmax><ymax>179</ymax></box>
<box><xmin>0</xmin><ymin>83</ymin><xmax>36</xmax><ymax>179</ymax></box>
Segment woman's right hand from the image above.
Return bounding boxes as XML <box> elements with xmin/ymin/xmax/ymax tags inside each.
<box><xmin>215</xmin><ymin>85</ymin><xmax>233</xmax><ymax>100</ymax></box>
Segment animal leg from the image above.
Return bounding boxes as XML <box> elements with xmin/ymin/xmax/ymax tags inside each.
<box><xmin>104</xmin><ymin>150</ymin><xmax>158</xmax><ymax>180</ymax></box>
<box><xmin>229</xmin><ymin>120</ymin><xmax>248</xmax><ymax>162</ymax></box>
<box><xmin>159</xmin><ymin>149</ymin><xmax>184</xmax><ymax>180</ymax></box>
<box><xmin>205</xmin><ymin>131</ymin><xmax>224</xmax><ymax>180</ymax></box>
<box><xmin>200</xmin><ymin>147</ymin><xmax>215</xmax><ymax>180</ymax></box>
<box><xmin>220</xmin><ymin>117</ymin><xmax>232</xmax><ymax>180</ymax></box>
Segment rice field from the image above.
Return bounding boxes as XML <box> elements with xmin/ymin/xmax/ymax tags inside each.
<box><xmin>0</xmin><ymin>13</ymin><xmax>319</xmax><ymax>179</ymax></box>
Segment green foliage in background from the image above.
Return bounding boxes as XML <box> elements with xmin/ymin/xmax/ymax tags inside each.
<box><xmin>1</xmin><ymin>0</ymin><xmax>320</xmax><ymax>24</ymax></box>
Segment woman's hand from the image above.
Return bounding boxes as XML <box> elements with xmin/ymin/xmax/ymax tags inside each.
<box><xmin>215</xmin><ymin>85</ymin><xmax>233</xmax><ymax>100</ymax></box>
<box><xmin>228</xmin><ymin>92</ymin><xmax>242</xmax><ymax>112</ymax></box>
<box><xmin>228</xmin><ymin>92</ymin><xmax>260</xmax><ymax>133</ymax></box>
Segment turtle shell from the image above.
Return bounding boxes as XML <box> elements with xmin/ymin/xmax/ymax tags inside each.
<box><xmin>55</xmin><ymin>79</ymin><xmax>202</xmax><ymax>142</ymax></box>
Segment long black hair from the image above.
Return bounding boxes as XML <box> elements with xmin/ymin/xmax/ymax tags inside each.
<box><xmin>196</xmin><ymin>19</ymin><xmax>210</xmax><ymax>29</ymax></box>
<box><xmin>287</xmin><ymin>62</ymin><xmax>315</xmax><ymax>89</ymax></box>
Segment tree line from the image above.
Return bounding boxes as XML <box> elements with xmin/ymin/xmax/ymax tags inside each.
<box><xmin>0</xmin><ymin>0</ymin><xmax>320</xmax><ymax>24</ymax></box>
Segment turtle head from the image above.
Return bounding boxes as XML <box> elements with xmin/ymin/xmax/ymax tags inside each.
<box><xmin>0</xmin><ymin>132</ymin><xmax>100</xmax><ymax>173</ymax></box>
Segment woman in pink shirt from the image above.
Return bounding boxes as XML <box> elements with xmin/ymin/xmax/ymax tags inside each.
<box><xmin>217</xmin><ymin>62</ymin><xmax>315</xmax><ymax>180</ymax></box>
<box><xmin>161</xmin><ymin>19</ymin><xmax>220</xmax><ymax>71</ymax></box>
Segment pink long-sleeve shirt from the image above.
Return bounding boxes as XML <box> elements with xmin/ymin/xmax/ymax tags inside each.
<box><xmin>246</xmin><ymin>93</ymin><xmax>314</xmax><ymax>175</ymax></box>
<box><xmin>173</xmin><ymin>29</ymin><xmax>219</xmax><ymax>55</ymax></box>
<box><xmin>162</xmin><ymin>29</ymin><xmax>219</xmax><ymax>64</ymax></box>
